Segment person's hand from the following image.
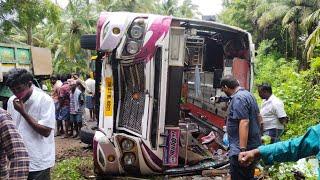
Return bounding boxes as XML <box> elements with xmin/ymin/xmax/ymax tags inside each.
<box><xmin>13</xmin><ymin>98</ymin><xmax>26</xmax><ymax>114</ymax></box>
<box><xmin>209</xmin><ymin>96</ymin><xmax>220</xmax><ymax>103</ymax></box>
<box><xmin>238</xmin><ymin>149</ymin><xmax>259</xmax><ymax>167</ymax></box>
<box><xmin>260</xmin><ymin>123</ymin><xmax>264</xmax><ymax>135</ymax></box>
<box><xmin>279</xmin><ymin>117</ymin><xmax>289</xmax><ymax>125</ymax></box>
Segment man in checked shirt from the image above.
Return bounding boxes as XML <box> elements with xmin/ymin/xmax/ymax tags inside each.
<box><xmin>0</xmin><ymin>108</ymin><xmax>29</xmax><ymax>179</ymax></box>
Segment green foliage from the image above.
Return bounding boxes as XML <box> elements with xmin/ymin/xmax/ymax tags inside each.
<box><xmin>267</xmin><ymin>163</ymin><xmax>296</xmax><ymax>180</ymax></box>
<box><xmin>255</xmin><ymin>44</ymin><xmax>320</xmax><ymax>140</ymax></box>
<box><xmin>53</xmin><ymin>58</ymin><xmax>89</xmax><ymax>76</ymax></box>
<box><xmin>256</xmin><ymin>39</ymin><xmax>280</xmax><ymax>57</ymax></box>
<box><xmin>1</xmin><ymin>0</ymin><xmax>199</xmax><ymax>76</ymax></box>
<box><xmin>255</xmin><ymin>43</ymin><xmax>320</xmax><ymax>179</ymax></box>
<box><xmin>219</xmin><ymin>0</ymin><xmax>320</xmax><ymax>67</ymax></box>
<box><xmin>267</xmin><ymin>158</ymin><xmax>318</xmax><ymax>179</ymax></box>
<box><xmin>175</xmin><ymin>0</ymin><xmax>199</xmax><ymax>18</ymax></box>
<box><xmin>218</xmin><ymin>0</ymin><xmax>254</xmax><ymax>33</ymax></box>
<box><xmin>51</xmin><ymin>157</ymin><xmax>92</xmax><ymax>180</ymax></box>
<box><xmin>1</xmin><ymin>0</ymin><xmax>60</xmax><ymax>45</ymax></box>
<box><xmin>154</xmin><ymin>0</ymin><xmax>199</xmax><ymax>18</ymax></box>
<box><xmin>305</xmin><ymin>25</ymin><xmax>320</xmax><ymax>61</ymax></box>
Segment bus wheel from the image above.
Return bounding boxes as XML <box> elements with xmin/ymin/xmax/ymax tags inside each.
<box><xmin>80</xmin><ymin>34</ymin><xmax>96</xmax><ymax>50</ymax></box>
<box><xmin>80</xmin><ymin>124</ymin><xmax>95</xmax><ymax>145</ymax></box>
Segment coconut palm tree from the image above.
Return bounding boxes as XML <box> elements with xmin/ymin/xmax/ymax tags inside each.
<box><xmin>177</xmin><ymin>0</ymin><xmax>199</xmax><ymax>18</ymax></box>
<box><xmin>304</xmin><ymin>5</ymin><xmax>320</xmax><ymax>61</ymax></box>
<box><xmin>97</xmin><ymin>0</ymin><xmax>155</xmax><ymax>13</ymax></box>
<box><xmin>253</xmin><ymin>0</ymin><xmax>320</xmax><ymax>68</ymax></box>
<box><xmin>155</xmin><ymin>0</ymin><xmax>179</xmax><ymax>16</ymax></box>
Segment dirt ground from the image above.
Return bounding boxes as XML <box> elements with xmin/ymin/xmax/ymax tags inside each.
<box><xmin>55</xmin><ymin>108</ymin><xmax>93</xmax><ymax>158</ymax></box>
<box><xmin>53</xmin><ymin>109</ymin><xmax>96</xmax><ymax>179</ymax></box>
<box><xmin>55</xmin><ymin>135</ymin><xmax>91</xmax><ymax>160</ymax></box>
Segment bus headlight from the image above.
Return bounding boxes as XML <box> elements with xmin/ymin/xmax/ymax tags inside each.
<box><xmin>123</xmin><ymin>152</ymin><xmax>136</xmax><ymax>166</ymax></box>
<box><xmin>126</xmin><ymin>41</ymin><xmax>139</xmax><ymax>54</ymax></box>
<box><xmin>112</xmin><ymin>27</ymin><xmax>121</xmax><ymax>35</ymax></box>
<box><xmin>121</xmin><ymin>139</ymin><xmax>134</xmax><ymax>151</ymax></box>
<box><xmin>130</xmin><ymin>25</ymin><xmax>144</xmax><ymax>39</ymax></box>
<box><xmin>107</xmin><ymin>154</ymin><xmax>115</xmax><ymax>162</ymax></box>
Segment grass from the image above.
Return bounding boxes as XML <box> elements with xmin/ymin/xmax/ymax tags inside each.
<box><xmin>51</xmin><ymin>157</ymin><xmax>93</xmax><ymax>180</ymax></box>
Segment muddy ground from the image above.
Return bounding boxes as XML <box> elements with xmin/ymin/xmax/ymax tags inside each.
<box><xmin>55</xmin><ymin>135</ymin><xmax>91</xmax><ymax>161</ymax></box>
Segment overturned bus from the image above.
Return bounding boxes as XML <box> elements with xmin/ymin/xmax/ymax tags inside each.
<box><xmin>80</xmin><ymin>12</ymin><xmax>254</xmax><ymax>176</ymax></box>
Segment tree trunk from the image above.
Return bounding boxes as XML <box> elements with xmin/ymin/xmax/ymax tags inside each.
<box><xmin>292</xmin><ymin>21</ymin><xmax>298</xmax><ymax>59</ymax></box>
<box><xmin>27</xmin><ymin>26</ymin><xmax>33</xmax><ymax>45</ymax></box>
<box><xmin>285</xmin><ymin>29</ymin><xmax>288</xmax><ymax>60</ymax></box>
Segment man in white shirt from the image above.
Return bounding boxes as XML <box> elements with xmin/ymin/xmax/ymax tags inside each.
<box><xmin>85</xmin><ymin>74</ymin><xmax>95</xmax><ymax>121</ymax></box>
<box><xmin>258</xmin><ymin>83</ymin><xmax>288</xmax><ymax>143</ymax></box>
<box><xmin>6</xmin><ymin>68</ymin><xmax>55</xmax><ymax>180</ymax></box>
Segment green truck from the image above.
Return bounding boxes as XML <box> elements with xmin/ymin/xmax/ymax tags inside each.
<box><xmin>0</xmin><ymin>43</ymin><xmax>53</xmax><ymax>108</ymax></box>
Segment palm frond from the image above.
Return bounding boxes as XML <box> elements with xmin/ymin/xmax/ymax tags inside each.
<box><xmin>257</xmin><ymin>4</ymin><xmax>289</xmax><ymax>29</ymax></box>
<box><xmin>282</xmin><ymin>6</ymin><xmax>303</xmax><ymax>25</ymax></box>
<box><xmin>302</xmin><ymin>9</ymin><xmax>320</xmax><ymax>30</ymax></box>
<box><xmin>295</xmin><ymin>0</ymin><xmax>320</xmax><ymax>7</ymax></box>
<box><xmin>305</xmin><ymin>25</ymin><xmax>320</xmax><ymax>61</ymax></box>
<box><xmin>253</xmin><ymin>0</ymin><xmax>272</xmax><ymax>20</ymax></box>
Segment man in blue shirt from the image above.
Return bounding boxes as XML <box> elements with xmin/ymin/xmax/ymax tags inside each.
<box><xmin>239</xmin><ymin>124</ymin><xmax>320</xmax><ymax>178</ymax></box>
<box><xmin>220</xmin><ymin>75</ymin><xmax>262</xmax><ymax>179</ymax></box>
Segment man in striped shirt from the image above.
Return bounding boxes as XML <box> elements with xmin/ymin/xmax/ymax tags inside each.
<box><xmin>0</xmin><ymin>108</ymin><xmax>29</xmax><ymax>179</ymax></box>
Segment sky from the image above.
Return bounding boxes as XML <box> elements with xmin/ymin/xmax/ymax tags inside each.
<box><xmin>54</xmin><ymin>0</ymin><xmax>224</xmax><ymax>16</ymax></box>
<box><xmin>54</xmin><ymin>0</ymin><xmax>68</xmax><ymax>9</ymax></box>
<box><xmin>188</xmin><ymin>0</ymin><xmax>223</xmax><ymax>16</ymax></box>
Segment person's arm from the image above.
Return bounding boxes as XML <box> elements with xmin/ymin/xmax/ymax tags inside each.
<box><xmin>259</xmin><ymin>125</ymin><xmax>320</xmax><ymax>164</ymax></box>
<box><xmin>0</xmin><ymin>116</ymin><xmax>29</xmax><ymax>179</ymax></box>
<box><xmin>274</xmin><ymin>100</ymin><xmax>288</xmax><ymax>124</ymax></box>
<box><xmin>239</xmin><ymin>119</ymin><xmax>249</xmax><ymax>150</ymax></box>
<box><xmin>215</xmin><ymin>96</ymin><xmax>230</xmax><ymax>103</ymax></box>
<box><xmin>13</xmin><ymin>98</ymin><xmax>52</xmax><ymax>137</ymax></box>
<box><xmin>239</xmin><ymin>125</ymin><xmax>320</xmax><ymax>166</ymax></box>
<box><xmin>79</xmin><ymin>93</ymin><xmax>85</xmax><ymax>105</ymax></box>
<box><xmin>257</xmin><ymin>113</ymin><xmax>264</xmax><ymax>133</ymax></box>
<box><xmin>13</xmin><ymin>95</ymin><xmax>55</xmax><ymax>137</ymax></box>
<box><xmin>232</xmin><ymin>96</ymin><xmax>251</xmax><ymax>150</ymax></box>
<box><xmin>279</xmin><ymin>117</ymin><xmax>288</xmax><ymax>124</ymax></box>
<box><xmin>92</xmin><ymin>81</ymin><xmax>96</xmax><ymax>97</ymax></box>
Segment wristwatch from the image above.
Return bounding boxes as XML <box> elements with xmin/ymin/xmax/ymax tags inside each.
<box><xmin>240</xmin><ymin>147</ymin><xmax>247</xmax><ymax>152</ymax></box>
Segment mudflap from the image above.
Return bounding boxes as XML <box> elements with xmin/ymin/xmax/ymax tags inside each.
<box><xmin>162</xmin><ymin>127</ymin><xmax>180</xmax><ymax>167</ymax></box>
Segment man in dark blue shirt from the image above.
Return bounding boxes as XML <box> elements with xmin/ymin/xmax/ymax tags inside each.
<box><xmin>220</xmin><ymin>75</ymin><xmax>262</xmax><ymax>179</ymax></box>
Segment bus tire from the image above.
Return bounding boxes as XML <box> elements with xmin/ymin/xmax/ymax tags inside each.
<box><xmin>80</xmin><ymin>34</ymin><xmax>96</xmax><ymax>50</ymax></box>
<box><xmin>80</xmin><ymin>125</ymin><xmax>95</xmax><ymax>145</ymax></box>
